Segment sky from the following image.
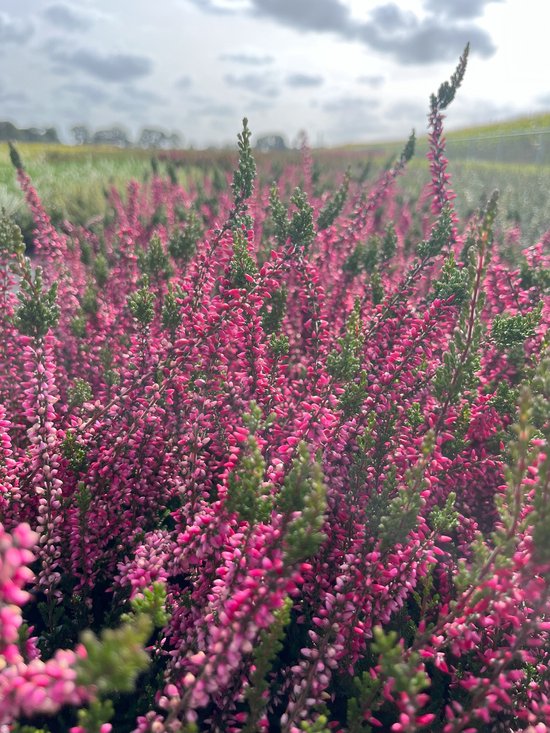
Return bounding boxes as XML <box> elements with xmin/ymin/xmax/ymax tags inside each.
<box><xmin>1</xmin><ymin>0</ymin><xmax>549</xmax><ymax>147</ymax></box>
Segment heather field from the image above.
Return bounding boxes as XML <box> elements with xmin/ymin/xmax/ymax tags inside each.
<box><xmin>2</xmin><ymin>49</ymin><xmax>550</xmax><ymax>733</ymax></box>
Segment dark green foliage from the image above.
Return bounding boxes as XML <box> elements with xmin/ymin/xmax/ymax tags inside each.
<box><xmin>371</xmin><ymin>271</ymin><xmax>384</xmax><ymax>305</ymax></box>
<box><xmin>126</xmin><ymin>583</ymin><xmax>170</xmax><ymax>629</ymax></box>
<box><xmin>430</xmin><ymin>43</ymin><xmax>469</xmax><ymax>112</ymax></box>
<box><xmin>490</xmin><ymin>381</ymin><xmax>519</xmax><ymax>418</ymax></box>
<box><xmin>161</xmin><ymin>285</ymin><xmax>182</xmax><ymax>334</ymax></box>
<box><xmin>327</xmin><ymin>300</ymin><xmax>364</xmax><ymax>382</ymax></box>
<box><xmin>406</xmin><ymin>402</ymin><xmax>424</xmax><ymax>429</ymax></box>
<box><xmin>62</xmin><ymin>431</ymin><xmax>88</xmax><ymax>472</ymax></box>
<box><xmin>492</xmin><ymin>305</ymin><xmax>542</xmax><ymax>348</ymax></box>
<box><xmin>380</xmin><ymin>223</ymin><xmax>397</xmax><ymax>262</ymax></box>
<box><xmin>0</xmin><ymin>212</ymin><xmax>25</xmax><ymax>257</ymax></box>
<box><xmin>317</xmin><ymin>169</ymin><xmax>350</xmax><ymax>230</ymax></box>
<box><xmin>276</xmin><ymin>443</ymin><xmax>326</xmax><ymax>563</ymax></box>
<box><xmin>138</xmin><ymin>234</ymin><xmax>173</xmax><ymax>280</ymax></box>
<box><xmin>400</xmin><ymin>130</ymin><xmax>416</xmax><ymax>163</ymax></box>
<box><xmin>15</xmin><ymin>270</ymin><xmax>59</xmax><ymax>339</ymax></box>
<box><xmin>267</xmin><ymin>185</ymin><xmax>315</xmax><ymax>251</ymax></box>
<box><xmin>243</xmin><ymin>597</ymin><xmax>292</xmax><ymax>733</ymax></box>
<box><xmin>431</xmin><ymin>251</ymin><xmax>470</xmax><ymax>305</ymax></box>
<box><xmin>288</xmin><ymin>188</ymin><xmax>315</xmax><ymax>251</ymax></box>
<box><xmin>269</xmin><ymin>184</ymin><xmax>290</xmax><ymax>247</ymax></box>
<box><xmin>378</xmin><ymin>483</ymin><xmax>421</xmax><ymax>552</ymax></box>
<box><xmin>81</xmin><ymin>284</ymin><xmax>99</xmax><ymax>317</ymax></box>
<box><xmin>339</xmin><ymin>370</ymin><xmax>368</xmax><ymax>418</ymax></box>
<box><xmin>429</xmin><ymin>491</ymin><xmax>459</xmax><ymax>533</ymax></box>
<box><xmin>225</xmin><ymin>435</ymin><xmax>273</xmax><ymax>524</ymax></box>
<box><xmin>520</xmin><ymin>259</ymin><xmax>550</xmax><ymax>292</ymax></box>
<box><xmin>9</xmin><ymin>141</ymin><xmax>24</xmax><ymax>171</ymax></box>
<box><xmin>231</xmin><ymin>117</ymin><xmax>257</xmax><ymax>229</ymax></box>
<box><xmin>262</xmin><ymin>286</ymin><xmax>287</xmax><ymax>334</ymax></box>
<box><xmin>168</xmin><ymin>211</ymin><xmax>202</xmax><ymax>262</ymax></box>
<box><xmin>68</xmin><ymin>378</ymin><xmax>93</xmax><ymax>408</ymax></box>
<box><xmin>127</xmin><ymin>277</ymin><xmax>156</xmax><ymax>325</ymax></box>
<box><xmin>92</xmin><ymin>253</ymin><xmax>109</xmax><ymax>288</ymax></box>
<box><xmin>269</xmin><ymin>332</ymin><xmax>290</xmax><ymax>359</ymax></box>
<box><xmin>417</xmin><ymin>206</ymin><xmax>453</xmax><ymax>260</ymax></box>
<box><xmin>229</xmin><ymin>229</ymin><xmax>258</xmax><ymax>290</ymax></box>
<box><xmin>77</xmin><ymin>609</ymin><xmax>151</xmax><ymax>694</ymax></box>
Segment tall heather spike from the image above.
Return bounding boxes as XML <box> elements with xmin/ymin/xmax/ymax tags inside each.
<box><xmin>428</xmin><ymin>43</ymin><xmax>469</xmax><ymax>221</ymax></box>
<box><xmin>8</xmin><ymin>142</ymin><xmax>23</xmax><ymax>171</ymax></box>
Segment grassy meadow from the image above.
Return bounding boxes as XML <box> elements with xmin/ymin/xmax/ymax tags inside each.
<box><xmin>2</xmin><ymin>111</ymin><xmax>550</xmax><ymax>249</ymax></box>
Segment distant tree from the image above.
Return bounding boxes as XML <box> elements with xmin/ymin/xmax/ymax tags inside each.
<box><xmin>137</xmin><ymin>128</ymin><xmax>182</xmax><ymax>150</ymax></box>
<box><xmin>138</xmin><ymin>128</ymin><xmax>168</xmax><ymax>149</ymax></box>
<box><xmin>41</xmin><ymin>127</ymin><xmax>60</xmax><ymax>144</ymax></box>
<box><xmin>92</xmin><ymin>127</ymin><xmax>131</xmax><ymax>148</ymax></box>
<box><xmin>167</xmin><ymin>132</ymin><xmax>182</xmax><ymax>149</ymax></box>
<box><xmin>0</xmin><ymin>121</ymin><xmax>19</xmax><ymax>141</ymax></box>
<box><xmin>255</xmin><ymin>134</ymin><xmax>287</xmax><ymax>152</ymax></box>
<box><xmin>71</xmin><ymin>125</ymin><xmax>90</xmax><ymax>145</ymax></box>
<box><xmin>0</xmin><ymin>121</ymin><xmax>60</xmax><ymax>143</ymax></box>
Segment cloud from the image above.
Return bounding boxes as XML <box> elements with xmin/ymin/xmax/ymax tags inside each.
<box><xmin>0</xmin><ymin>11</ymin><xmax>33</xmax><ymax>44</ymax></box>
<box><xmin>224</xmin><ymin>72</ymin><xmax>280</xmax><ymax>98</ymax></box>
<box><xmin>186</xmin><ymin>0</ymin><xmax>244</xmax><ymax>15</ymax></box>
<box><xmin>423</xmin><ymin>0</ymin><xmax>504</xmax><ymax>20</ymax></box>
<box><xmin>119</xmin><ymin>86</ymin><xmax>166</xmax><ymax>105</ymax></box>
<box><xmin>322</xmin><ymin>98</ymin><xmax>384</xmax><ymax>143</ymax></box>
<box><xmin>321</xmin><ymin>95</ymin><xmax>380</xmax><ymax>113</ymax></box>
<box><xmin>357</xmin><ymin>74</ymin><xmax>385</xmax><ymax>88</ymax></box>
<box><xmin>286</xmin><ymin>73</ymin><xmax>323</xmax><ymax>88</ymax></box>
<box><xmin>58</xmin><ymin>81</ymin><xmax>110</xmax><ymax>104</ymax></box>
<box><xmin>0</xmin><ymin>89</ymin><xmax>28</xmax><ymax>104</ymax></box>
<box><xmin>48</xmin><ymin>47</ymin><xmax>153</xmax><ymax>82</ymax></box>
<box><xmin>43</xmin><ymin>4</ymin><xmax>92</xmax><ymax>31</ymax></box>
<box><xmin>537</xmin><ymin>93</ymin><xmax>550</xmax><ymax>108</ymax></box>
<box><xmin>357</xmin><ymin>4</ymin><xmax>495</xmax><ymax>63</ymax></box>
<box><xmin>386</xmin><ymin>100</ymin><xmax>427</xmax><ymax>124</ymax></box>
<box><xmin>188</xmin><ymin>96</ymin><xmax>237</xmax><ymax>117</ymax></box>
<box><xmin>251</xmin><ymin>0</ymin><xmax>351</xmax><ymax>34</ymax></box>
<box><xmin>175</xmin><ymin>75</ymin><xmax>192</xmax><ymax>90</ymax></box>
<box><xmin>220</xmin><ymin>50</ymin><xmax>274</xmax><ymax>65</ymax></box>
<box><xmin>247</xmin><ymin>0</ymin><xmax>496</xmax><ymax>65</ymax></box>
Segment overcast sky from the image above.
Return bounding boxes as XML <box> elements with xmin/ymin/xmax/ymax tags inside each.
<box><xmin>1</xmin><ymin>0</ymin><xmax>548</xmax><ymax>147</ymax></box>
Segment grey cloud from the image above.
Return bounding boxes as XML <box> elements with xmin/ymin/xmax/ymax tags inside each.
<box><xmin>357</xmin><ymin>6</ymin><xmax>495</xmax><ymax>63</ymax></box>
<box><xmin>357</xmin><ymin>75</ymin><xmax>384</xmax><ymax>88</ymax></box>
<box><xmin>49</xmin><ymin>47</ymin><xmax>153</xmax><ymax>82</ymax></box>
<box><xmin>0</xmin><ymin>11</ymin><xmax>33</xmax><ymax>44</ymax></box>
<box><xmin>186</xmin><ymin>0</ymin><xmax>238</xmax><ymax>15</ymax></box>
<box><xmin>322</xmin><ymin>95</ymin><xmax>380</xmax><ymax>113</ymax></box>
<box><xmin>58</xmin><ymin>82</ymin><xmax>110</xmax><ymax>104</ymax></box>
<box><xmin>248</xmin><ymin>0</ymin><xmax>496</xmax><ymax>65</ymax></box>
<box><xmin>188</xmin><ymin>95</ymin><xmax>236</xmax><ymax>117</ymax></box>
<box><xmin>386</xmin><ymin>100</ymin><xmax>427</xmax><ymax>123</ymax></box>
<box><xmin>43</xmin><ymin>4</ymin><xmax>91</xmax><ymax>31</ymax></box>
<box><xmin>251</xmin><ymin>0</ymin><xmax>352</xmax><ymax>33</ymax></box>
<box><xmin>220</xmin><ymin>51</ymin><xmax>274</xmax><ymax>65</ymax></box>
<box><xmin>224</xmin><ymin>72</ymin><xmax>280</xmax><ymax>98</ymax></box>
<box><xmin>0</xmin><ymin>90</ymin><xmax>28</xmax><ymax>104</ymax></box>
<box><xmin>120</xmin><ymin>86</ymin><xmax>166</xmax><ymax>105</ymax></box>
<box><xmin>424</xmin><ymin>0</ymin><xmax>504</xmax><ymax>20</ymax></box>
<box><xmin>175</xmin><ymin>75</ymin><xmax>192</xmax><ymax>89</ymax></box>
<box><xmin>286</xmin><ymin>73</ymin><xmax>323</xmax><ymax>88</ymax></box>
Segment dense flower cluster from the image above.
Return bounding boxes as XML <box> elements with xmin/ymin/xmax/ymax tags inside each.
<box><xmin>1</xmin><ymin>52</ymin><xmax>550</xmax><ymax>732</ymax></box>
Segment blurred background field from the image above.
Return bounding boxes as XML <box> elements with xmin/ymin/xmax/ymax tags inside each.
<box><xmin>2</xmin><ymin>110</ymin><xmax>550</xmax><ymax>249</ymax></box>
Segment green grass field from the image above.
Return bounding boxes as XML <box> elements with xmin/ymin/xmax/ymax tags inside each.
<box><xmin>2</xmin><ymin>112</ymin><xmax>550</xmax><ymax>248</ymax></box>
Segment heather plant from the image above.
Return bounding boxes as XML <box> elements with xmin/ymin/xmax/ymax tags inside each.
<box><xmin>1</xmin><ymin>48</ymin><xmax>550</xmax><ymax>733</ymax></box>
